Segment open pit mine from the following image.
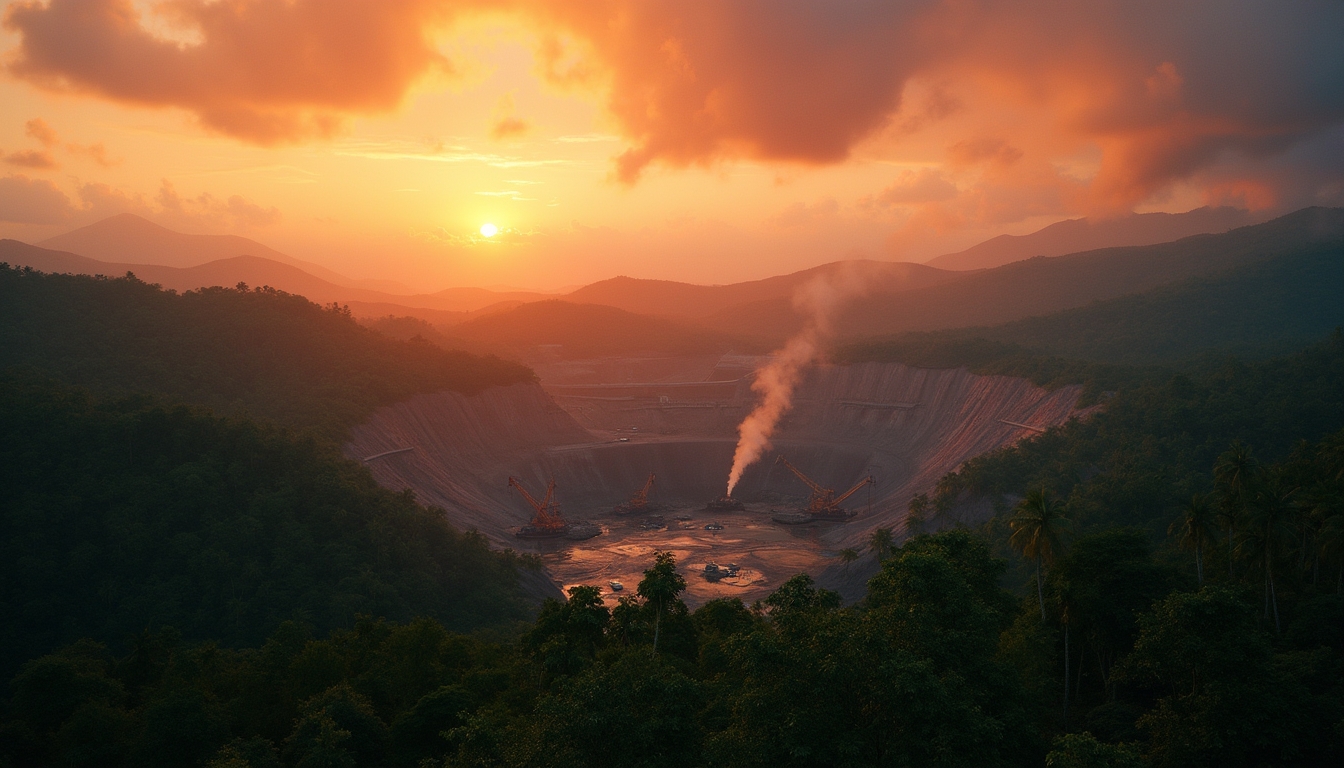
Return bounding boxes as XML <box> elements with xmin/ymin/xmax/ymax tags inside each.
<box><xmin>344</xmin><ymin>354</ymin><xmax>1092</xmax><ymax>606</ymax></box>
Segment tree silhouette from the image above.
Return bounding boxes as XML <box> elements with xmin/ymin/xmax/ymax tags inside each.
<box><xmin>905</xmin><ymin>494</ymin><xmax>929</xmax><ymax>536</ymax></box>
<box><xmin>838</xmin><ymin>548</ymin><xmax>859</xmax><ymax>572</ymax></box>
<box><xmin>1214</xmin><ymin>442</ymin><xmax>1260</xmax><ymax>579</ymax></box>
<box><xmin>1009</xmin><ymin>488</ymin><xmax>1072</xmax><ymax>620</ymax></box>
<box><xmin>637</xmin><ymin>551</ymin><xmax>686</xmax><ymax>654</ymax></box>
<box><xmin>868</xmin><ymin>527</ymin><xmax>894</xmax><ymax>561</ymax></box>
<box><xmin>1236</xmin><ymin>479</ymin><xmax>1297</xmax><ymax>633</ymax></box>
<box><xmin>1170</xmin><ymin>493</ymin><xmax>1217</xmax><ymax>585</ymax></box>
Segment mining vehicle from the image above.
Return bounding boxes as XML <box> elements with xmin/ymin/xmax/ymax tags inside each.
<box><xmin>773</xmin><ymin>456</ymin><xmax>876</xmax><ymax>523</ymax></box>
<box><xmin>705</xmin><ymin>495</ymin><xmax>746</xmax><ymax>512</ymax></box>
<box><xmin>508</xmin><ymin>476</ymin><xmax>570</xmax><ymax>539</ymax></box>
<box><xmin>566</xmin><ymin>522</ymin><xmax>602</xmax><ymax>540</ymax></box>
<box><xmin>613</xmin><ymin>473</ymin><xmax>657</xmax><ymax>515</ymax></box>
<box><xmin>770</xmin><ymin>509</ymin><xmax>812</xmax><ymax>525</ymax></box>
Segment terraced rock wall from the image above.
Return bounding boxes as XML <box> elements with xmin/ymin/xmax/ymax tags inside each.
<box><xmin>345</xmin><ymin>361</ymin><xmax>1088</xmax><ymax>548</ymax></box>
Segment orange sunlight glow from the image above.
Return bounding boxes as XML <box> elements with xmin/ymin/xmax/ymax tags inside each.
<box><xmin>0</xmin><ymin>1</ymin><xmax>1336</xmax><ymax>289</ymax></box>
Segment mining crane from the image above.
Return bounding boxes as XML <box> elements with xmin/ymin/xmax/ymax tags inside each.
<box><xmin>614</xmin><ymin>473</ymin><xmax>656</xmax><ymax>515</ymax></box>
<box><xmin>774</xmin><ymin>456</ymin><xmax>875</xmax><ymax>522</ymax></box>
<box><xmin>508</xmin><ymin>476</ymin><xmax>568</xmax><ymax>538</ymax></box>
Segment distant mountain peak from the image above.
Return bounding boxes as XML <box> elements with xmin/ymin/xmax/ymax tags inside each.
<box><xmin>925</xmin><ymin>206</ymin><xmax>1262</xmax><ymax>271</ymax></box>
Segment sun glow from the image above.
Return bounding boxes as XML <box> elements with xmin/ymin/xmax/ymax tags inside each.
<box><xmin>480</xmin><ymin>222</ymin><xmax>498</xmax><ymax>238</ymax></box>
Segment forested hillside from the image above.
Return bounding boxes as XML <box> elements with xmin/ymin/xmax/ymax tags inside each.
<box><xmin>0</xmin><ymin>265</ymin><xmax>533</xmax><ymax>440</ymax></box>
<box><xmin>933</xmin><ymin>332</ymin><xmax>1344</xmax><ymax>538</ymax></box>
<box><xmin>0</xmin><ymin>375</ymin><xmax>538</xmax><ymax>682</ymax></box>
<box><xmin>843</xmin><ymin>239</ymin><xmax>1343</xmax><ymax>372</ymax></box>
<box><xmin>4</xmin><ymin>523</ymin><xmax>1339</xmax><ymax>768</ymax></box>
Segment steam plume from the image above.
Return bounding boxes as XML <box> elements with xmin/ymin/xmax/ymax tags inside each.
<box><xmin>725</xmin><ymin>266</ymin><xmax>869</xmax><ymax>496</ymax></box>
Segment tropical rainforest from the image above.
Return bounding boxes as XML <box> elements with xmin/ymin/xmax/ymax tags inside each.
<box><xmin>2</xmin><ymin>264</ymin><xmax>1343</xmax><ymax>767</ymax></box>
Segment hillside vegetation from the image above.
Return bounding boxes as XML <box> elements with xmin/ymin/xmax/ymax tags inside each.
<box><xmin>708</xmin><ymin>207</ymin><xmax>1343</xmax><ymax>343</ymax></box>
<box><xmin>4</xmin><ymin>519</ymin><xmax>1339</xmax><ymax>768</ymax></box>
<box><xmin>0</xmin><ymin>375</ymin><xmax>538</xmax><ymax>682</ymax></box>
<box><xmin>0</xmin><ymin>265</ymin><xmax>533</xmax><ymax>440</ymax></box>
<box><xmin>925</xmin><ymin>205</ymin><xmax>1255</xmax><ymax>270</ymax></box>
<box><xmin>841</xmin><ymin>238</ymin><xmax>1343</xmax><ymax>391</ymax></box>
<box><xmin>929</xmin><ymin>332</ymin><xmax>1344</xmax><ymax>572</ymax></box>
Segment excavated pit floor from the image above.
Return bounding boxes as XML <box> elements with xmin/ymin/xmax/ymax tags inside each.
<box><xmin>345</xmin><ymin>354</ymin><xmax>1093</xmax><ymax>607</ymax></box>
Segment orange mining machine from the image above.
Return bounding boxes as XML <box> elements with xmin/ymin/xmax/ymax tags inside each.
<box><xmin>614</xmin><ymin>473</ymin><xmax>657</xmax><ymax>515</ymax></box>
<box><xmin>509</xmin><ymin>476</ymin><xmax>569</xmax><ymax>539</ymax></box>
<box><xmin>772</xmin><ymin>456</ymin><xmax>875</xmax><ymax>524</ymax></box>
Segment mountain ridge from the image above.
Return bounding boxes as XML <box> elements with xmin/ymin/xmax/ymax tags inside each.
<box><xmin>924</xmin><ymin>205</ymin><xmax>1260</xmax><ymax>271</ymax></box>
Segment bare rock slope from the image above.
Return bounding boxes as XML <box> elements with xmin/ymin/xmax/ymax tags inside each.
<box><xmin>346</xmin><ymin>361</ymin><xmax>1087</xmax><ymax>549</ymax></box>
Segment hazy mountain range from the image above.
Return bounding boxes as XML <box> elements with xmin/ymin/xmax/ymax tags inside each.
<box><xmin>3</xmin><ymin>206</ymin><xmax>1339</xmax><ymax>363</ymax></box>
<box><xmin>925</xmin><ymin>206</ymin><xmax>1260</xmax><ymax>271</ymax></box>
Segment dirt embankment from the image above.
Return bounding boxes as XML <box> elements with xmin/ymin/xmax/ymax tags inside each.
<box><xmin>345</xmin><ymin>382</ymin><xmax>596</xmax><ymax>541</ymax></box>
<box><xmin>345</xmin><ymin>357</ymin><xmax>1089</xmax><ymax>604</ymax></box>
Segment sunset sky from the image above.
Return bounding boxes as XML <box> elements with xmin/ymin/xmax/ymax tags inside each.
<box><xmin>0</xmin><ymin>0</ymin><xmax>1340</xmax><ymax>290</ymax></box>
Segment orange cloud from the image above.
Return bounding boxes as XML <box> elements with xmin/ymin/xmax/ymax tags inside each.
<box><xmin>489</xmin><ymin>94</ymin><xmax>531</xmax><ymax>140</ymax></box>
<box><xmin>0</xmin><ymin>174</ymin><xmax>73</xmax><ymax>223</ymax></box>
<box><xmin>3</xmin><ymin>149</ymin><xmax>58</xmax><ymax>169</ymax></box>
<box><xmin>3</xmin><ymin>0</ymin><xmax>458</xmax><ymax>144</ymax></box>
<box><xmin>25</xmin><ymin>118</ymin><xmax>58</xmax><ymax>147</ymax></box>
<box><xmin>3</xmin><ymin>0</ymin><xmax>1340</xmax><ymax>212</ymax></box>
<box><xmin>157</xmin><ymin>180</ymin><xmax>281</xmax><ymax>228</ymax></box>
<box><xmin>521</xmin><ymin>0</ymin><xmax>931</xmax><ymax>182</ymax></box>
<box><xmin>68</xmin><ymin>143</ymin><xmax>118</xmax><ymax>167</ymax></box>
<box><xmin>867</xmin><ymin>169</ymin><xmax>959</xmax><ymax>207</ymax></box>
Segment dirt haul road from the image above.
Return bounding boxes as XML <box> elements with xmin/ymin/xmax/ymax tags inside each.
<box><xmin>345</xmin><ymin>356</ymin><xmax>1089</xmax><ymax>606</ymax></box>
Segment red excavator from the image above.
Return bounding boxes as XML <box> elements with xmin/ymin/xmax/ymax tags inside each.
<box><xmin>614</xmin><ymin>473</ymin><xmax>656</xmax><ymax>515</ymax></box>
<box><xmin>509</xmin><ymin>476</ymin><xmax>569</xmax><ymax>538</ymax></box>
<box><xmin>773</xmin><ymin>456</ymin><xmax>875</xmax><ymax>522</ymax></box>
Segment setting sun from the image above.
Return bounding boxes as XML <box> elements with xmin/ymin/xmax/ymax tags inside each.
<box><xmin>480</xmin><ymin>223</ymin><xmax>499</xmax><ymax>238</ymax></box>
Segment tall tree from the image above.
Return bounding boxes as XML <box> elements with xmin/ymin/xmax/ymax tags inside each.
<box><xmin>1214</xmin><ymin>442</ymin><xmax>1260</xmax><ymax>578</ymax></box>
<box><xmin>1009</xmin><ymin>488</ymin><xmax>1072</xmax><ymax>620</ymax></box>
<box><xmin>637</xmin><ymin>551</ymin><xmax>686</xmax><ymax>654</ymax></box>
<box><xmin>869</xmin><ymin>527</ymin><xmax>894</xmax><ymax>561</ymax></box>
<box><xmin>838</xmin><ymin>548</ymin><xmax>859</xmax><ymax>572</ymax></box>
<box><xmin>1236</xmin><ymin>479</ymin><xmax>1297</xmax><ymax>633</ymax></box>
<box><xmin>905</xmin><ymin>494</ymin><xmax>929</xmax><ymax>536</ymax></box>
<box><xmin>1171</xmin><ymin>493</ymin><xmax>1217</xmax><ymax>584</ymax></box>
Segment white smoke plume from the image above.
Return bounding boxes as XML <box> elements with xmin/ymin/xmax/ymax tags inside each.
<box><xmin>725</xmin><ymin>265</ymin><xmax>872</xmax><ymax>496</ymax></box>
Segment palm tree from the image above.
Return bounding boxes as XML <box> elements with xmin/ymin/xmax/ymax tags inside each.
<box><xmin>1009</xmin><ymin>488</ymin><xmax>1072</xmax><ymax>620</ymax></box>
<box><xmin>637</xmin><ymin>551</ymin><xmax>686</xmax><ymax>653</ymax></box>
<box><xmin>1170</xmin><ymin>493</ymin><xmax>1216</xmax><ymax>584</ymax></box>
<box><xmin>838</xmin><ymin>548</ymin><xmax>859</xmax><ymax>572</ymax></box>
<box><xmin>1058</xmin><ymin>586</ymin><xmax>1075</xmax><ymax>726</ymax></box>
<box><xmin>869</xmin><ymin>527</ymin><xmax>894</xmax><ymax>561</ymax></box>
<box><xmin>1214</xmin><ymin>442</ymin><xmax>1260</xmax><ymax>578</ymax></box>
<box><xmin>1236</xmin><ymin>480</ymin><xmax>1297</xmax><ymax>633</ymax></box>
<box><xmin>905</xmin><ymin>494</ymin><xmax>929</xmax><ymax>536</ymax></box>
